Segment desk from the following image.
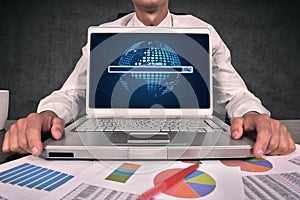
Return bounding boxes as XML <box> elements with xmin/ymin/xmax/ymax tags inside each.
<box><xmin>1</xmin><ymin>120</ymin><xmax>300</xmax><ymax>164</ymax></box>
<box><xmin>0</xmin><ymin>120</ymin><xmax>299</xmax><ymax>199</ymax></box>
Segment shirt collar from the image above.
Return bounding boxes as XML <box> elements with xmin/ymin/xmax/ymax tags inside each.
<box><xmin>131</xmin><ymin>11</ymin><xmax>173</xmax><ymax>27</ymax></box>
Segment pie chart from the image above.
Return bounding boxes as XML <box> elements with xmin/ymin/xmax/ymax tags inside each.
<box><xmin>153</xmin><ymin>168</ymin><xmax>216</xmax><ymax>198</ymax></box>
<box><xmin>220</xmin><ymin>158</ymin><xmax>273</xmax><ymax>172</ymax></box>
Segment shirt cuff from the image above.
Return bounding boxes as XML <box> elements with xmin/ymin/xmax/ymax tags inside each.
<box><xmin>227</xmin><ymin>103</ymin><xmax>270</xmax><ymax>120</ymax></box>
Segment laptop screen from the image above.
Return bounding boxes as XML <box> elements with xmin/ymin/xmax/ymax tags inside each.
<box><xmin>89</xmin><ymin>30</ymin><xmax>210</xmax><ymax>110</ymax></box>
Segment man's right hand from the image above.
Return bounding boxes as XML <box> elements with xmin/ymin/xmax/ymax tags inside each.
<box><xmin>2</xmin><ymin>110</ymin><xmax>65</xmax><ymax>156</ymax></box>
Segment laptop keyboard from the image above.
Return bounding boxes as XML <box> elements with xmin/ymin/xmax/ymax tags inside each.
<box><xmin>74</xmin><ymin>118</ymin><xmax>221</xmax><ymax>132</ymax></box>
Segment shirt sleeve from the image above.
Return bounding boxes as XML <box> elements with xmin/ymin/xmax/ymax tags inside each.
<box><xmin>37</xmin><ymin>46</ymin><xmax>88</xmax><ymax>124</ymax></box>
<box><xmin>36</xmin><ymin>15</ymin><xmax>133</xmax><ymax>124</ymax></box>
<box><xmin>210</xmin><ymin>27</ymin><xmax>270</xmax><ymax>119</ymax></box>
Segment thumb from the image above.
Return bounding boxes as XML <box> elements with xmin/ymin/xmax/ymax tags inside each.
<box><xmin>230</xmin><ymin>117</ymin><xmax>244</xmax><ymax>139</ymax></box>
<box><xmin>50</xmin><ymin>117</ymin><xmax>65</xmax><ymax>140</ymax></box>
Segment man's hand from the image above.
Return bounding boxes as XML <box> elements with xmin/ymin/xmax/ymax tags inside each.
<box><xmin>231</xmin><ymin>112</ymin><xmax>296</xmax><ymax>158</ymax></box>
<box><xmin>2</xmin><ymin>111</ymin><xmax>65</xmax><ymax>156</ymax></box>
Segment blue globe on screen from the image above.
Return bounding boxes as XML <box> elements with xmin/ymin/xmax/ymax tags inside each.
<box><xmin>118</xmin><ymin>41</ymin><xmax>181</xmax><ymax>97</ymax></box>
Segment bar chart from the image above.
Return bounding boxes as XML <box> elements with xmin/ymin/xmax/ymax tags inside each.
<box><xmin>0</xmin><ymin>163</ymin><xmax>74</xmax><ymax>192</ymax></box>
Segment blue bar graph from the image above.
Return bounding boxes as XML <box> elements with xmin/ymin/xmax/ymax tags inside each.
<box><xmin>35</xmin><ymin>173</ymin><xmax>67</xmax><ymax>190</ymax></box>
<box><xmin>0</xmin><ymin>164</ymin><xmax>33</xmax><ymax>181</ymax></box>
<box><xmin>10</xmin><ymin>166</ymin><xmax>42</xmax><ymax>184</ymax></box>
<box><xmin>44</xmin><ymin>175</ymin><xmax>74</xmax><ymax>191</ymax></box>
<box><xmin>27</xmin><ymin>171</ymin><xmax>59</xmax><ymax>188</ymax></box>
<box><xmin>0</xmin><ymin>163</ymin><xmax>74</xmax><ymax>192</ymax></box>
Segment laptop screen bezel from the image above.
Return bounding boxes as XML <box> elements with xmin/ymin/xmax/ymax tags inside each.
<box><xmin>86</xmin><ymin>27</ymin><xmax>212</xmax><ymax>118</ymax></box>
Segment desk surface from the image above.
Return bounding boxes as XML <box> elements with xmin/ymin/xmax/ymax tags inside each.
<box><xmin>1</xmin><ymin>119</ymin><xmax>299</xmax><ymax>164</ymax></box>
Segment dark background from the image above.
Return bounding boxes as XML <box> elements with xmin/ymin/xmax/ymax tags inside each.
<box><xmin>0</xmin><ymin>0</ymin><xmax>299</xmax><ymax>120</ymax></box>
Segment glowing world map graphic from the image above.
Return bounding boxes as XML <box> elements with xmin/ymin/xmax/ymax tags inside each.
<box><xmin>118</xmin><ymin>41</ymin><xmax>182</xmax><ymax>97</ymax></box>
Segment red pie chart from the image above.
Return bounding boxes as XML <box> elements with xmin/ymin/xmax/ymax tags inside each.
<box><xmin>153</xmin><ymin>168</ymin><xmax>216</xmax><ymax>198</ymax></box>
<box><xmin>220</xmin><ymin>158</ymin><xmax>273</xmax><ymax>172</ymax></box>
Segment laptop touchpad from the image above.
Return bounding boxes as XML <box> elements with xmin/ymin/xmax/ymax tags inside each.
<box><xmin>127</xmin><ymin>132</ymin><xmax>170</xmax><ymax>144</ymax></box>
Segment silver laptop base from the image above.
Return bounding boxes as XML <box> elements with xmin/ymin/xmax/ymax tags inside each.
<box><xmin>42</xmin><ymin>117</ymin><xmax>254</xmax><ymax>160</ymax></box>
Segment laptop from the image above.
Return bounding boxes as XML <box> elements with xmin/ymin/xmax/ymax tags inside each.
<box><xmin>41</xmin><ymin>27</ymin><xmax>254</xmax><ymax>160</ymax></box>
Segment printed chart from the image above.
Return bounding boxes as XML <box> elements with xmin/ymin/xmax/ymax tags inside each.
<box><xmin>60</xmin><ymin>183</ymin><xmax>141</xmax><ymax>200</ymax></box>
<box><xmin>105</xmin><ymin>163</ymin><xmax>141</xmax><ymax>183</ymax></box>
<box><xmin>153</xmin><ymin>168</ymin><xmax>216</xmax><ymax>198</ymax></box>
<box><xmin>243</xmin><ymin>172</ymin><xmax>300</xmax><ymax>199</ymax></box>
<box><xmin>221</xmin><ymin>158</ymin><xmax>273</xmax><ymax>172</ymax></box>
<box><xmin>0</xmin><ymin>163</ymin><xmax>73</xmax><ymax>192</ymax></box>
<box><xmin>289</xmin><ymin>155</ymin><xmax>300</xmax><ymax>166</ymax></box>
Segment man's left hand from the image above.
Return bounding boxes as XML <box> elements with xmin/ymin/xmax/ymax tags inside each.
<box><xmin>230</xmin><ymin>112</ymin><xmax>296</xmax><ymax>158</ymax></box>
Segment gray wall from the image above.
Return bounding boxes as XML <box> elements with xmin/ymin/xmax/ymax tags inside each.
<box><xmin>0</xmin><ymin>0</ymin><xmax>299</xmax><ymax>120</ymax></box>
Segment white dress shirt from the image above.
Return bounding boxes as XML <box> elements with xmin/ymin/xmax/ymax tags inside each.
<box><xmin>37</xmin><ymin>12</ymin><xmax>270</xmax><ymax>124</ymax></box>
